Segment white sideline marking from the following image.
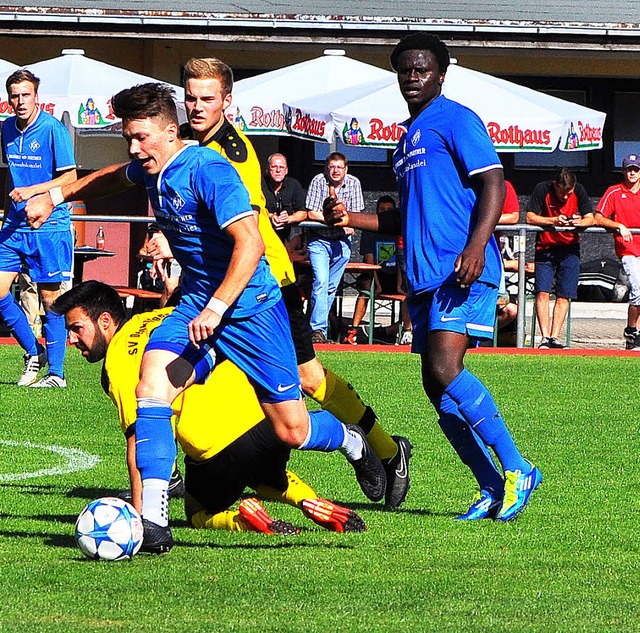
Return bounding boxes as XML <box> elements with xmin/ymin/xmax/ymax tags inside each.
<box><xmin>0</xmin><ymin>440</ymin><xmax>100</xmax><ymax>482</ymax></box>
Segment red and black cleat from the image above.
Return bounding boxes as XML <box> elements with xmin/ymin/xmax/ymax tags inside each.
<box><xmin>301</xmin><ymin>498</ymin><xmax>366</xmax><ymax>533</ymax></box>
<box><xmin>239</xmin><ymin>498</ymin><xmax>300</xmax><ymax>535</ymax></box>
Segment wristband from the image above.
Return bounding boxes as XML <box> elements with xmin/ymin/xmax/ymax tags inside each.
<box><xmin>206</xmin><ymin>296</ymin><xmax>229</xmax><ymax>317</ymax></box>
<box><xmin>49</xmin><ymin>187</ymin><xmax>64</xmax><ymax>207</ymax></box>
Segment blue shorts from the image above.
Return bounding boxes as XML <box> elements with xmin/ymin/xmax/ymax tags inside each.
<box><xmin>146</xmin><ymin>296</ymin><xmax>301</xmax><ymax>403</ymax></box>
<box><xmin>0</xmin><ymin>228</ymin><xmax>73</xmax><ymax>283</ymax></box>
<box><xmin>408</xmin><ymin>282</ymin><xmax>498</xmax><ymax>353</ymax></box>
<box><xmin>534</xmin><ymin>246</ymin><xmax>580</xmax><ymax>299</ymax></box>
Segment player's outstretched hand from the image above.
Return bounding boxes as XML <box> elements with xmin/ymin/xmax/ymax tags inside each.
<box><xmin>454</xmin><ymin>244</ymin><xmax>485</xmax><ymax>288</ymax></box>
<box><xmin>188</xmin><ymin>308</ymin><xmax>221</xmax><ymax>348</ymax></box>
<box><xmin>25</xmin><ymin>193</ymin><xmax>55</xmax><ymax>229</ymax></box>
<box><xmin>322</xmin><ymin>185</ymin><xmax>349</xmax><ymax>226</ymax></box>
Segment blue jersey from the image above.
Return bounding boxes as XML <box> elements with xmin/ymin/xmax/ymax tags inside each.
<box><xmin>1</xmin><ymin>109</ymin><xmax>75</xmax><ymax>233</ymax></box>
<box><xmin>393</xmin><ymin>95</ymin><xmax>503</xmax><ymax>294</ymax></box>
<box><xmin>126</xmin><ymin>144</ymin><xmax>280</xmax><ymax>318</ymax></box>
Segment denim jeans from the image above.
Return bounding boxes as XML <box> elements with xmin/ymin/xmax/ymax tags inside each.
<box><xmin>307</xmin><ymin>236</ymin><xmax>351</xmax><ymax>334</ymax></box>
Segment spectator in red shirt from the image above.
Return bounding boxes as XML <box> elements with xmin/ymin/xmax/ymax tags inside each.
<box><xmin>526</xmin><ymin>168</ymin><xmax>594</xmax><ymax>349</ymax></box>
<box><xmin>495</xmin><ymin>181</ymin><xmax>520</xmax><ymax>339</ymax></box>
<box><xmin>595</xmin><ymin>153</ymin><xmax>640</xmax><ymax>350</ymax></box>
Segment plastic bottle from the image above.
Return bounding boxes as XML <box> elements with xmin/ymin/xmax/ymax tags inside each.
<box><xmin>96</xmin><ymin>226</ymin><xmax>105</xmax><ymax>250</ymax></box>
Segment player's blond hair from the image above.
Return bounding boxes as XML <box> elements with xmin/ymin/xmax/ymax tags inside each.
<box><xmin>182</xmin><ymin>58</ymin><xmax>233</xmax><ymax>97</ymax></box>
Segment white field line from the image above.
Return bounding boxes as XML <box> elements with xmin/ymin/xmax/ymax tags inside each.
<box><xmin>0</xmin><ymin>440</ymin><xmax>100</xmax><ymax>482</ymax></box>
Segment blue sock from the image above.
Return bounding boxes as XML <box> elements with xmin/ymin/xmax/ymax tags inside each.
<box><xmin>445</xmin><ymin>369</ymin><xmax>529</xmax><ymax>473</ymax></box>
<box><xmin>135</xmin><ymin>399</ymin><xmax>176</xmax><ymax>482</ymax></box>
<box><xmin>42</xmin><ymin>310</ymin><xmax>66</xmax><ymax>377</ymax></box>
<box><xmin>437</xmin><ymin>394</ymin><xmax>504</xmax><ymax>497</ymax></box>
<box><xmin>299</xmin><ymin>410</ymin><xmax>346</xmax><ymax>451</ymax></box>
<box><xmin>0</xmin><ymin>292</ymin><xmax>39</xmax><ymax>355</ymax></box>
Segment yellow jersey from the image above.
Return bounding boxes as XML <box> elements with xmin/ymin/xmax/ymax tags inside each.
<box><xmin>103</xmin><ymin>308</ymin><xmax>264</xmax><ymax>461</ymax></box>
<box><xmin>181</xmin><ymin>119</ymin><xmax>296</xmax><ymax>289</ymax></box>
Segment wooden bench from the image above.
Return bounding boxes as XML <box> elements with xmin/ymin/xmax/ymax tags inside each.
<box><xmin>375</xmin><ymin>293</ymin><xmax>406</xmax><ymax>326</ymax></box>
<box><xmin>113</xmin><ymin>286</ymin><xmax>163</xmax><ymax>314</ymax></box>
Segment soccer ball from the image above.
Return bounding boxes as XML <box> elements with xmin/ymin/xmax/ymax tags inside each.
<box><xmin>75</xmin><ymin>497</ymin><xmax>144</xmax><ymax>561</ymax></box>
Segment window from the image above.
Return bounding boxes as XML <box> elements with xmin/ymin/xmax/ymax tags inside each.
<box><xmin>613</xmin><ymin>92</ymin><xmax>640</xmax><ymax>167</ymax></box>
<box><xmin>314</xmin><ymin>137</ymin><xmax>389</xmax><ymax>164</ymax></box>
<box><xmin>514</xmin><ymin>90</ymin><xmax>589</xmax><ymax>170</ymax></box>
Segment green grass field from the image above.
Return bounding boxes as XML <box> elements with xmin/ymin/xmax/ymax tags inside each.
<box><xmin>1</xmin><ymin>345</ymin><xmax>640</xmax><ymax>632</ymax></box>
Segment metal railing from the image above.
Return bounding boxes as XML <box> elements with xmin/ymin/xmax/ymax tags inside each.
<box><xmin>498</xmin><ymin>224</ymin><xmax>631</xmax><ymax>347</ymax></box>
<box><xmin>1</xmin><ymin>213</ymin><xmax>632</xmax><ymax>348</ymax></box>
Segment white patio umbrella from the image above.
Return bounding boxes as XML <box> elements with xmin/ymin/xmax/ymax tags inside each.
<box><xmin>0</xmin><ymin>58</ymin><xmax>18</xmax><ymax>74</ymax></box>
<box><xmin>0</xmin><ymin>49</ymin><xmax>184</xmax><ymax>128</ymax></box>
<box><xmin>0</xmin><ymin>59</ymin><xmax>19</xmax><ymax>118</ymax></box>
<box><xmin>229</xmin><ymin>49</ymin><xmax>394</xmax><ymax>137</ymax></box>
<box><xmin>282</xmin><ymin>63</ymin><xmax>606</xmax><ymax>152</ymax></box>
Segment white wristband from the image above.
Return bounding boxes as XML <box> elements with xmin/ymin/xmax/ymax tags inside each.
<box><xmin>206</xmin><ymin>296</ymin><xmax>229</xmax><ymax>317</ymax></box>
<box><xmin>49</xmin><ymin>187</ymin><xmax>64</xmax><ymax>207</ymax></box>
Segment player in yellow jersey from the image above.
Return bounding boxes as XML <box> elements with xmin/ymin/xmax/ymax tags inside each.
<box><xmin>52</xmin><ymin>280</ymin><xmax>366</xmax><ymax>534</ymax></box>
<box><xmin>151</xmin><ymin>57</ymin><xmax>412</xmax><ymax>508</ymax></box>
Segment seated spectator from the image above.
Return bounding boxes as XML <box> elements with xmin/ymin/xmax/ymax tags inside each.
<box><xmin>394</xmin><ymin>235</ymin><xmax>413</xmax><ymax>345</ymax></box>
<box><xmin>342</xmin><ymin>195</ymin><xmax>411</xmax><ymax>345</ymax></box>
<box><xmin>262</xmin><ymin>153</ymin><xmax>307</xmax><ymax>243</ymax></box>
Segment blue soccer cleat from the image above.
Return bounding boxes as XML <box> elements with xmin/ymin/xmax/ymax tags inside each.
<box><xmin>496</xmin><ymin>464</ymin><xmax>543</xmax><ymax>522</ymax></box>
<box><xmin>456</xmin><ymin>490</ymin><xmax>503</xmax><ymax>521</ymax></box>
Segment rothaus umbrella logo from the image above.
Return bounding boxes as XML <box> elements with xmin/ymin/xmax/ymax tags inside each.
<box><xmin>562</xmin><ymin>120</ymin><xmax>602</xmax><ymax>151</ymax></box>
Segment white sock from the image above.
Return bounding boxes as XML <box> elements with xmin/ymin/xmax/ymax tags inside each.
<box><xmin>142</xmin><ymin>478</ymin><xmax>169</xmax><ymax>527</ymax></box>
<box><xmin>339</xmin><ymin>426</ymin><xmax>364</xmax><ymax>461</ymax></box>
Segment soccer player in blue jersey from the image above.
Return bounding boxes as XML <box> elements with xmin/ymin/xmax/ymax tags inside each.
<box><xmin>0</xmin><ymin>69</ymin><xmax>76</xmax><ymax>387</ymax></box>
<box><xmin>26</xmin><ymin>83</ymin><xmax>385</xmax><ymax>553</ymax></box>
<box><xmin>324</xmin><ymin>33</ymin><xmax>542</xmax><ymax>522</ymax></box>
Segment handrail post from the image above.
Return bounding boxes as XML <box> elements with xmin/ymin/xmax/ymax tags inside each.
<box><xmin>516</xmin><ymin>225</ymin><xmax>528</xmax><ymax>348</ymax></box>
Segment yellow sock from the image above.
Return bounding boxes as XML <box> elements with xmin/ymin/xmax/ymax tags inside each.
<box><xmin>313</xmin><ymin>369</ymin><xmax>398</xmax><ymax>461</ymax></box>
<box><xmin>255</xmin><ymin>470</ymin><xmax>318</xmax><ymax>508</ymax></box>
<box><xmin>365</xmin><ymin>421</ymin><xmax>398</xmax><ymax>461</ymax></box>
<box><xmin>312</xmin><ymin>368</ymin><xmax>366</xmax><ymax>425</ymax></box>
<box><xmin>190</xmin><ymin>509</ymin><xmax>249</xmax><ymax>531</ymax></box>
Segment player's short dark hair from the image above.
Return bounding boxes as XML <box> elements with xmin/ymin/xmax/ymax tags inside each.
<box><xmin>52</xmin><ymin>280</ymin><xmax>126</xmax><ymax>326</ymax></box>
<box><xmin>182</xmin><ymin>58</ymin><xmax>233</xmax><ymax>97</ymax></box>
<box><xmin>377</xmin><ymin>195</ymin><xmax>396</xmax><ymax>209</ymax></box>
<box><xmin>390</xmin><ymin>33</ymin><xmax>450</xmax><ymax>73</ymax></box>
<box><xmin>111</xmin><ymin>83</ymin><xmax>178</xmax><ymax>126</ymax></box>
<box><xmin>5</xmin><ymin>69</ymin><xmax>40</xmax><ymax>95</ymax></box>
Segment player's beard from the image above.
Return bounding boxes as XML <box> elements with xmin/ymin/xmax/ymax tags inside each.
<box><xmin>86</xmin><ymin>329</ymin><xmax>109</xmax><ymax>363</ymax></box>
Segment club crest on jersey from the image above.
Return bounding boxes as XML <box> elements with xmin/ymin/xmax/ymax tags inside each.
<box><xmin>29</xmin><ymin>139</ymin><xmax>40</xmax><ymax>152</ymax></box>
<box><xmin>411</xmin><ymin>129</ymin><xmax>421</xmax><ymax>147</ymax></box>
<box><xmin>172</xmin><ymin>193</ymin><xmax>186</xmax><ymax>210</ymax></box>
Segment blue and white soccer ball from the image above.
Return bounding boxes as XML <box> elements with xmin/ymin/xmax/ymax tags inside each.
<box><xmin>75</xmin><ymin>497</ymin><xmax>144</xmax><ymax>561</ymax></box>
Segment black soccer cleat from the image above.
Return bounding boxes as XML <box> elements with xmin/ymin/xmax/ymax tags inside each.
<box><xmin>117</xmin><ymin>489</ymin><xmax>133</xmax><ymax>504</ymax></box>
<box><xmin>168</xmin><ymin>468</ymin><xmax>185</xmax><ymax>499</ymax></box>
<box><xmin>141</xmin><ymin>518</ymin><xmax>174</xmax><ymax>555</ymax></box>
<box><xmin>345</xmin><ymin>425</ymin><xmax>387</xmax><ymax>502</ymax></box>
<box><xmin>383</xmin><ymin>435</ymin><xmax>413</xmax><ymax>509</ymax></box>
